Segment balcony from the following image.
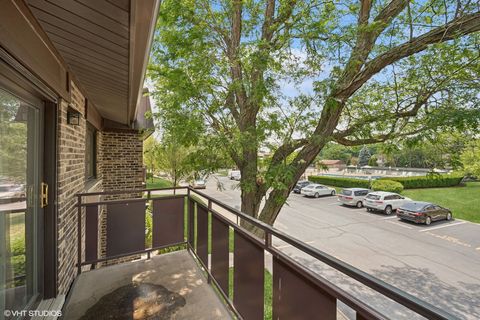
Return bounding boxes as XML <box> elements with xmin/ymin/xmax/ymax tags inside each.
<box><xmin>64</xmin><ymin>187</ymin><xmax>456</xmax><ymax>320</ymax></box>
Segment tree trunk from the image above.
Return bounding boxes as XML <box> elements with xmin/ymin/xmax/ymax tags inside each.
<box><xmin>239</xmin><ymin>148</ymin><xmax>262</xmax><ymax>217</ymax></box>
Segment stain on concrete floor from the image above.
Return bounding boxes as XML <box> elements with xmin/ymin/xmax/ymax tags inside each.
<box><xmin>79</xmin><ymin>283</ymin><xmax>186</xmax><ymax>320</ymax></box>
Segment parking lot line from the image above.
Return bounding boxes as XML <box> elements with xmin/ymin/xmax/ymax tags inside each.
<box><xmin>418</xmin><ymin>221</ymin><xmax>466</xmax><ymax>232</ymax></box>
<box><xmin>386</xmin><ymin>221</ymin><xmax>413</xmax><ymax>229</ymax></box>
<box><xmin>382</xmin><ymin>216</ymin><xmax>398</xmax><ymax>220</ymax></box>
<box><xmin>328</xmin><ymin>202</ymin><xmax>339</xmax><ymax>205</ymax></box>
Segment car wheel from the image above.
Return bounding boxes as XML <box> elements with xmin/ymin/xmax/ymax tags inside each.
<box><xmin>385</xmin><ymin>206</ymin><xmax>393</xmax><ymax>215</ymax></box>
<box><xmin>356</xmin><ymin>201</ymin><xmax>363</xmax><ymax>208</ymax></box>
<box><xmin>425</xmin><ymin>216</ymin><xmax>432</xmax><ymax>225</ymax></box>
<box><xmin>446</xmin><ymin>212</ymin><xmax>452</xmax><ymax>221</ymax></box>
<box><xmin>314</xmin><ymin>192</ymin><xmax>319</xmax><ymax>198</ymax></box>
<box><xmin>331</xmin><ymin>190</ymin><xmax>336</xmax><ymax>196</ymax></box>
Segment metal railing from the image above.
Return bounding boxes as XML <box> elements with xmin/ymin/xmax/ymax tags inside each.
<box><xmin>76</xmin><ymin>187</ymin><xmax>458</xmax><ymax>320</ymax></box>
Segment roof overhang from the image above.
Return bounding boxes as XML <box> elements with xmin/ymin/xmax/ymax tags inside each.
<box><xmin>24</xmin><ymin>0</ymin><xmax>160</xmax><ymax>128</ymax></box>
<box><xmin>128</xmin><ymin>0</ymin><xmax>159</xmax><ymax>128</ymax></box>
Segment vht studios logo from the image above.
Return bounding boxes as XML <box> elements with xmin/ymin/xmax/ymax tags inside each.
<box><xmin>4</xmin><ymin>310</ymin><xmax>62</xmax><ymax>318</ymax></box>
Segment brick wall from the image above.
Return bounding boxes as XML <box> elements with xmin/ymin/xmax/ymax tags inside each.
<box><xmin>56</xmin><ymin>81</ymin><xmax>86</xmax><ymax>294</ymax></box>
<box><xmin>100</xmin><ymin>131</ymin><xmax>144</xmax><ymax>192</ymax></box>
<box><xmin>56</xmin><ymin>82</ymin><xmax>145</xmax><ymax>294</ymax></box>
<box><xmin>98</xmin><ymin>130</ymin><xmax>144</xmax><ymax>265</ymax></box>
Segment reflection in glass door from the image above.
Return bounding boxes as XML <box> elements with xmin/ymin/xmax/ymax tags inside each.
<box><xmin>0</xmin><ymin>88</ymin><xmax>43</xmax><ymax>317</ymax></box>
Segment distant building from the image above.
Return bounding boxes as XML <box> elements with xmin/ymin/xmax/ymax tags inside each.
<box><xmin>318</xmin><ymin>159</ymin><xmax>346</xmax><ymax>170</ymax></box>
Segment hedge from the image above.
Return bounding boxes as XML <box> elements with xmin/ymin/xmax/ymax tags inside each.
<box><xmin>308</xmin><ymin>176</ymin><xmax>370</xmax><ymax>188</ymax></box>
<box><xmin>371</xmin><ymin>180</ymin><xmax>404</xmax><ymax>193</ymax></box>
<box><xmin>379</xmin><ymin>174</ymin><xmax>464</xmax><ymax>189</ymax></box>
<box><xmin>308</xmin><ymin>173</ymin><xmax>464</xmax><ymax>190</ymax></box>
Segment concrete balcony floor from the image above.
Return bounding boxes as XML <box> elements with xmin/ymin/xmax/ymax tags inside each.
<box><xmin>62</xmin><ymin>250</ymin><xmax>232</xmax><ymax>320</ymax></box>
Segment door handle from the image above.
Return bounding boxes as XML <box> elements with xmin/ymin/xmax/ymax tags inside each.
<box><xmin>41</xmin><ymin>182</ymin><xmax>48</xmax><ymax>208</ymax></box>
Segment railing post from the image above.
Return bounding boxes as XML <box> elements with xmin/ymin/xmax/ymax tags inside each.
<box><xmin>187</xmin><ymin>188</ymin><xmax>191</xmax><ymax>251</ymax></box>
<box><xmin>265</xmin><ymin>232</ymin><xmax>272</xmax><ymax>249</ymax></box>
<box><xmin>207</xmin><ymin>199</ymin><xmax>212</xmax><ymax>284</ymax></box>
<box><xmin>77</xmin><ymin>194</ymin><xmax>82</xmax><ymax>275</ymax></box>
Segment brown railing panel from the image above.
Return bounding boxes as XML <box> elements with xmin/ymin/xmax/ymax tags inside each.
<box><xmin>197</xmin><ymin>204</ymin><xmax>209</xmax><ymax>267</ymax></box>
<box><xmin>211</xmin><ymin>215</ymin><xmax>229</xmax><ymax>294</ymax></box>
<box><xmin>188</xmin><ymin>199</ymin><xmax>195</xmax><ymax>248</ymax></box>
<box><xmin>85</xmin><ymin>204</ymin><xmax>98</xmax><ymax>262</ymax></box>
<box><xmin>152</xmin><ymin>197</ymin><xmax>185</xmax><ymax>247</ymax></box>
<box><xmin>76</xmin><ymin>187</ymin><xmax>459</xmax><ymax>320</ymax></box>
<box><xmin>106</xmin><ymin>201</ymin><xmax>146</xmax><ymax>257</ymax></box>
<box><xmin>357</xmin><ymin>313</ymin><xmax>371</xmax><ymax>320</ymax></box>
<box><xmin>273</xmin><ymin>254</ymin><xmax>336</xmax><ymax>320</ymax></box>
<box><xmin>234</xmin><ymin>230</ymin><xmax>264</xmax><ymax>320</ymax></box>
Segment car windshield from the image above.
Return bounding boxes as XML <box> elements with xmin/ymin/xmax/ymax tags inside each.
<box><xmin>341</xmin><ymin>190</ymin><xmax>352</xmax><ymax>196</ymax></box>
<box><xmin>366</xmin><ymin>194</ymin><xmax>381</xmax><ymax>200</ymax></box>
<box><xmin>402</xmin><ymin>202</ymin><xmax>428</xmax><ymax>211</ymax></box>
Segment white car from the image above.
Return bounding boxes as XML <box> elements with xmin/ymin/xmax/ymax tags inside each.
<box><xmin>338</xmin><ymin>188</ymin><xmax>370</xmax><ymax>208</ymax></box>
<box><xmin>301</xmin><ymin>184</ymin><xmax>336</xmax><ymax>198</ymax></box>
<box><xmin>0</xmin><ymin>184</ymin><xmax>25</xmax><ymax>200</ymax></box>
<box><xmin>190</xmin><ymin>179</ymin><xmax>206</xmax><ymax>189</ymax></box>
<box><xmin>228</xmin><ymin>170</ymin><xmax>241</xmax><ymax>181</ymax></box>
<box><xmin>364</xmin><ymin>191</ymin><xmax>412</xmax><ymax>215</ymax></box>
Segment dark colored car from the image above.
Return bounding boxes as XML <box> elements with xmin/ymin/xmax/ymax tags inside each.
<box><xmin>293</xmin><ymin>181</ymin><xmax>312</xmax><ymax>194</ymax></box>
<box><xmin>396</xmin><ymin>201</ymin><xmax>452</xmax><ymax>225</ymax></box>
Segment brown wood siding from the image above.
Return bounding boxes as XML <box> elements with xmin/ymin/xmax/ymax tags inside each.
<box><xmin>26</xmin><ymin>0</ymin><xmax>131</xmax><ymax>125</ymax></box>
<box><xmin>0</xmin><ymin>0</ymin><xmax>69</xmax><ymax>99</ymax></box>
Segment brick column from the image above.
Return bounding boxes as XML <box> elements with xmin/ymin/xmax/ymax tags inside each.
<box><xmin>98</xmin><ymin>130</ymin><xmax>144</xmax><ymax>265</ymax></box>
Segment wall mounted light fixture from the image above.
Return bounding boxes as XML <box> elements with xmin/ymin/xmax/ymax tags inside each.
<box><xmin>67</xmin><ymin>106</ymin><xmax>81</xmax><ymax>125</ymax></box>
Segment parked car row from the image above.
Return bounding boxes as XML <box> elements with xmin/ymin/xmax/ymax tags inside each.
<box><xmin>292</xmin><ymin>181</ymin><xmax>453</xmax><ymax>225</ymax></box>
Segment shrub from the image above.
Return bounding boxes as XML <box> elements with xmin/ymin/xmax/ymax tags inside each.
<box><xmin>371</xmin><ymin>180</ymin><xmax>404</xmax><ymax>193</ymax></box>
<box><xmin>380</xmin><ymin>174</ymin><xmax>464</xmax><ymax>189</ymax></box>
<box><xmin>11</xmin><ymin>237</ymin><xmax>25</xmax><ymax>256</ymax></box>
<box><xmin>308</xmin><ymin>176</ymin><xmax>370</xmax><ymax>188</ymax></box>
<box><xmin>308</xmin><ymin>173</ymin><xmax>464</xmax><ymax>191</ymax></box>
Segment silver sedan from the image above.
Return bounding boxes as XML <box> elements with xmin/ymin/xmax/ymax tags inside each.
<box><xmin>301</xmin><ymin>184</ymin><xmax>336</xmax><ymax>198</ymax></box>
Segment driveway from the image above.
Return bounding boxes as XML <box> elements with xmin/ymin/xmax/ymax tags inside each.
<box><xmin>203</xmin><ymin>176</ymin><xmax>480</xmax><ymax>319</ymax></box>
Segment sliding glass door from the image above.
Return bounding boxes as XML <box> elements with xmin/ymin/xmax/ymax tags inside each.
<box><xmin>0</xmin><ymin>88</ymin><xmax>43</xmax><ymax>317</ymax></box>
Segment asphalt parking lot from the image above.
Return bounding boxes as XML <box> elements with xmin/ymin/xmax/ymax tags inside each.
<box><xmin>204</xmin><ymin>176</ymin><xmax>480</xmax><ymax>319</ymax></box>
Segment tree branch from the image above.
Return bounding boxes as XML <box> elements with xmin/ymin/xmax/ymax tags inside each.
<box><xmin>334</xmin><ymin>126</ymin><xmax>428</xmax><ymax>146</ymax></box>
<box><xmin>334</xmin><ymin>91</ymin><xmax>432</xmax><ymax>139</ymax></box>
<box><xmin>270</xmin><ymin>138</ymin><xmax>309</xmax><ymax>166</ymax></box>
<box><xmin>229</xmin><ymin>0</ymin><xmax>248</xmax><ymax>112</ymax></box>
<box><xmin>340</xmin><ymin>12</ymin><xmax>480</xmax><ymax>99</ymax></box>
<box><xmin>339</xmin><ymin>0</ymin><xmax>409</xmax><ymax>86</ymax></box>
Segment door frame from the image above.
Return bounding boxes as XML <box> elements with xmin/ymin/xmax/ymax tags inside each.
<box><xmin>0</xmin><ymin>47</ymin><xmax>59</xmax><ymax>300</ymax></box>
<box><xmin>43</xmin><ymin>101</ymin><xmax>57</xmax><ymax>298</ymax></box>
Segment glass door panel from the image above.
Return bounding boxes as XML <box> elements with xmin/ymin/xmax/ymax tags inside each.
<box><xmin>0</xmin><ymin>88</ymin><xmax>42</xmax><ymax>317</ymax></box>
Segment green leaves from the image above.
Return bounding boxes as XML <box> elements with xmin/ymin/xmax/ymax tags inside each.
<box><xmin>148</xmin><ymin>0</ymin><xmax>480</xmax><ymax>223</ymax></box>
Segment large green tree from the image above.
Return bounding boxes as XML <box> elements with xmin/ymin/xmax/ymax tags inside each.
<box><xmin>0</xmin><ymin>93</ymin><xmax>27</xmax><ymax>182</ymax></box>
<box><xmin>149</xmin><ymin>0</ymin><xmax>480</xmax><ymax>235</ymax></box>
<box><xmin>460</xmin><ymin>139</ymin><xmax>480</xmax><ymax>177</ymax></box>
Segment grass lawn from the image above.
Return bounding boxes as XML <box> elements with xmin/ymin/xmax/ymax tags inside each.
<box><xmin>402</xmin><ymin>182</ymin><xmax>480</xmax><ymax>223</ymax></box>
<box><xmin>146</xmin><ymin>177</ymin><xmax>172</xmax><ymax>189</ymax></box>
